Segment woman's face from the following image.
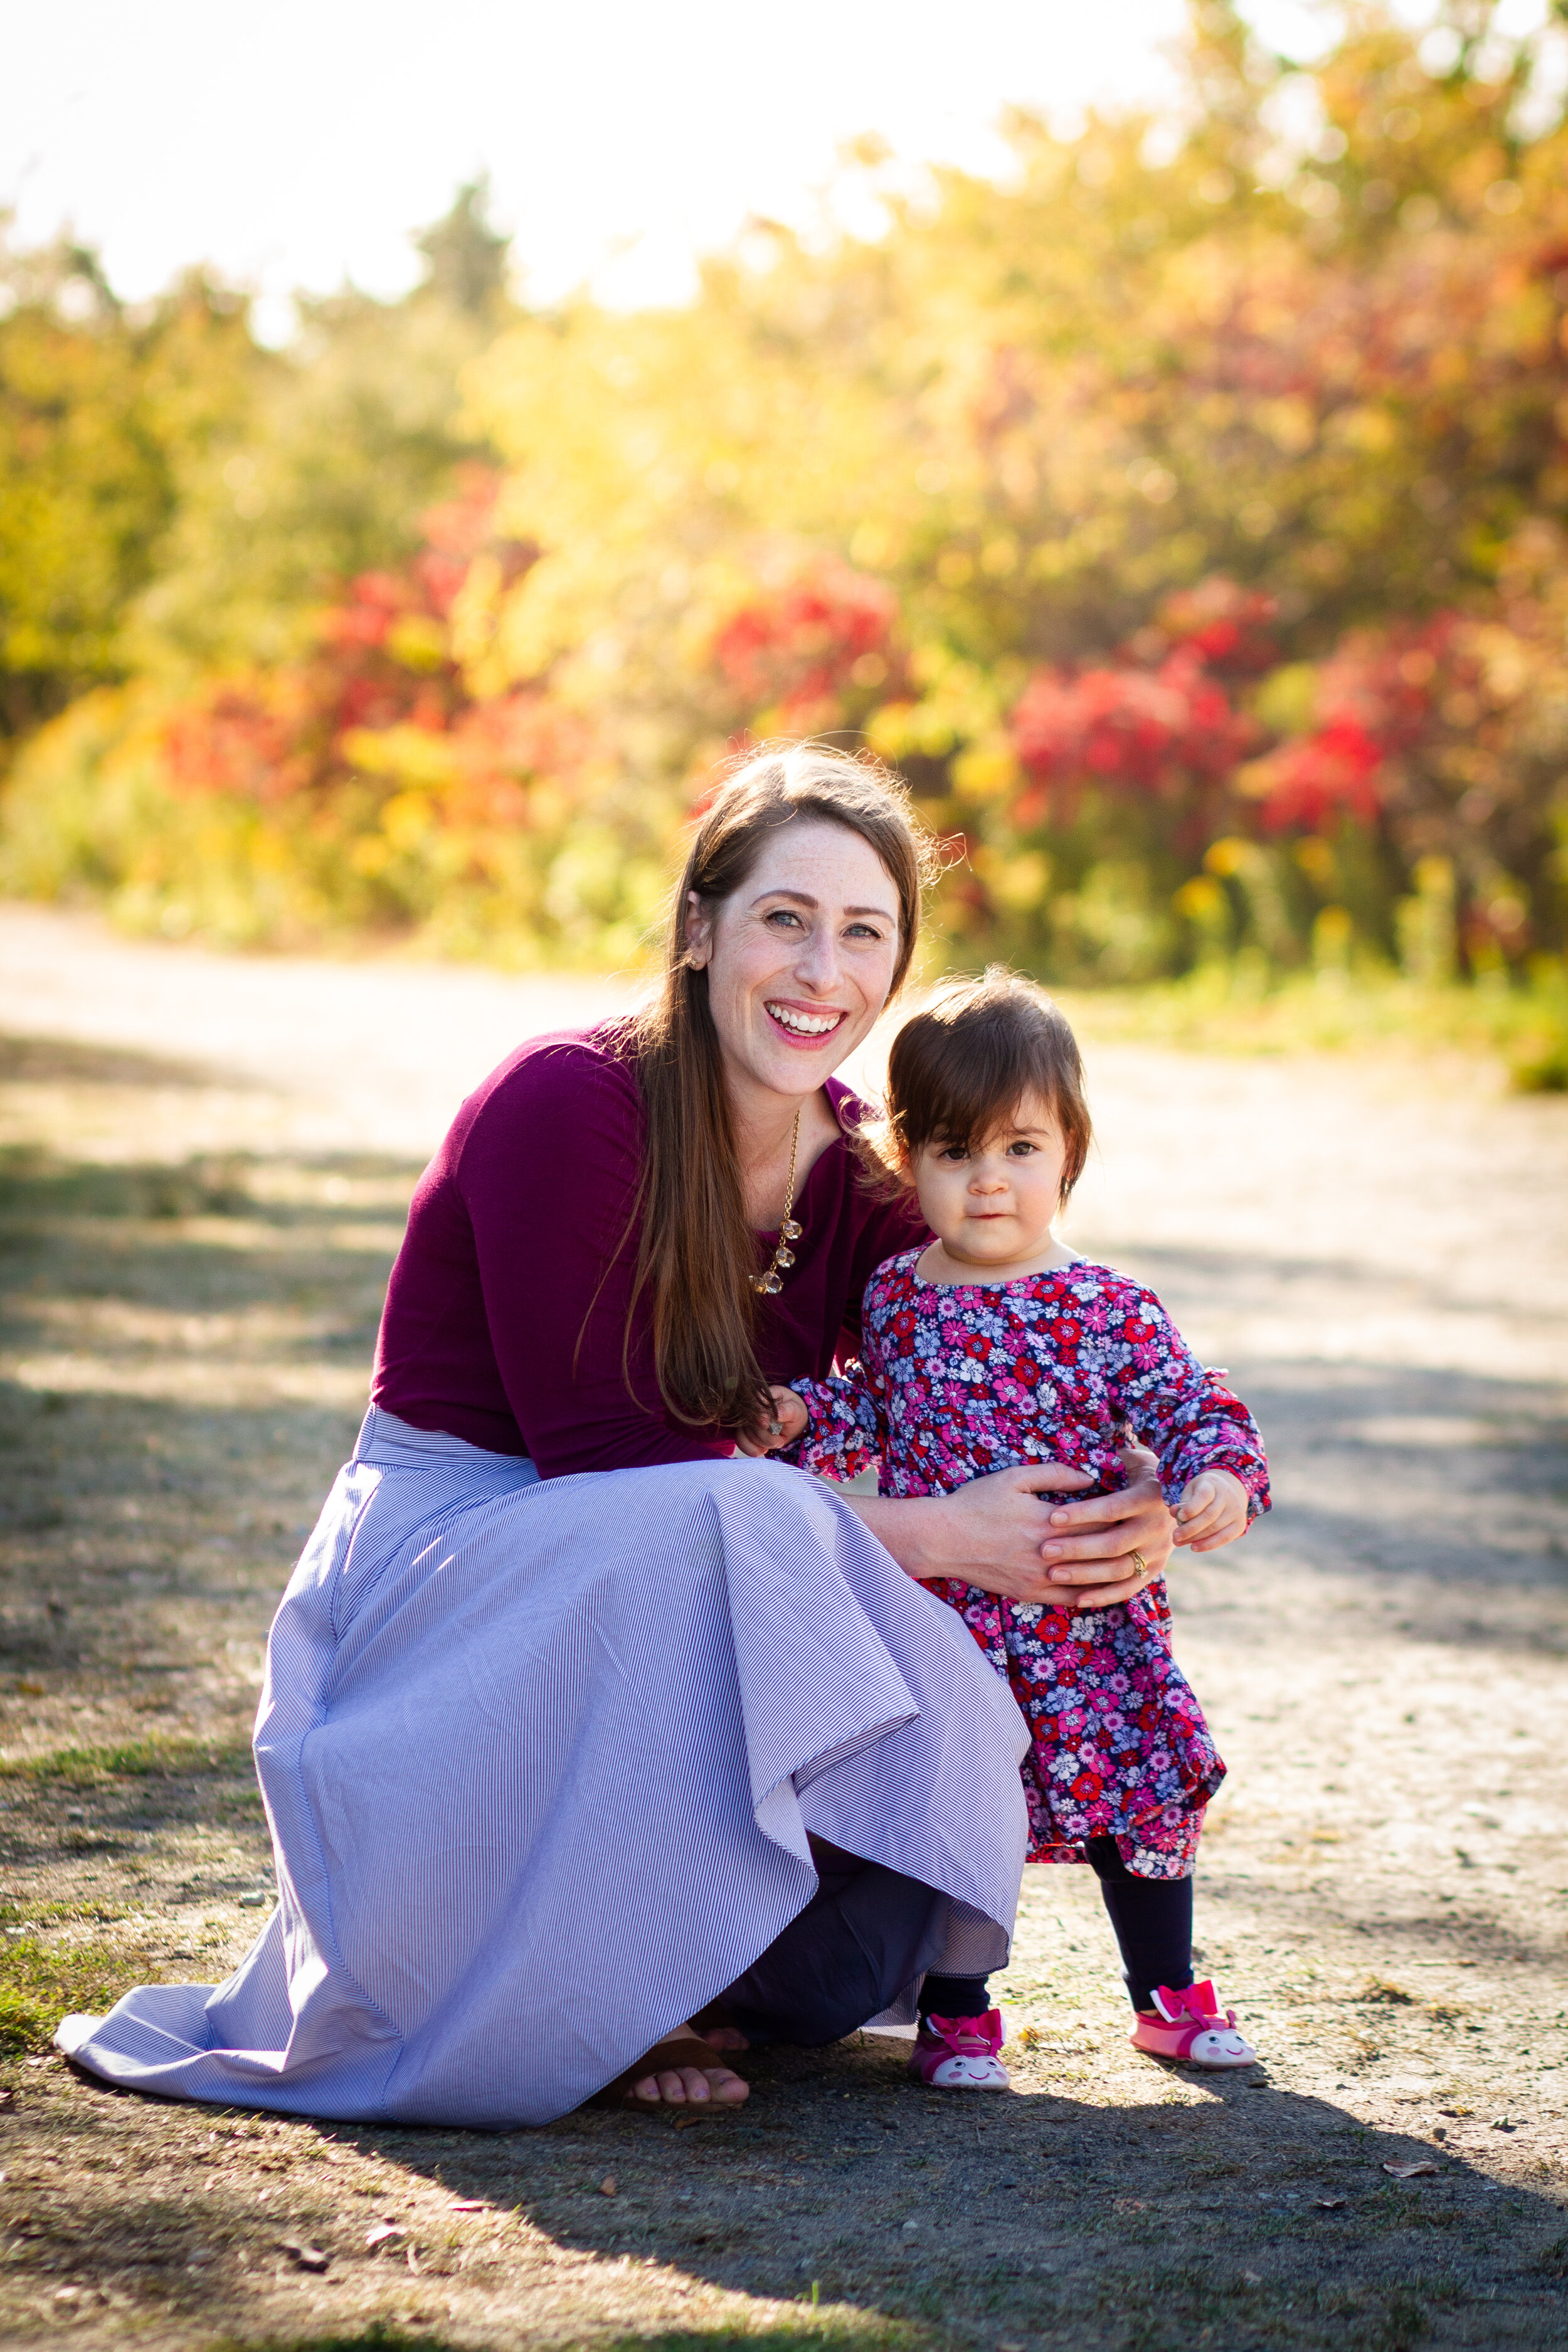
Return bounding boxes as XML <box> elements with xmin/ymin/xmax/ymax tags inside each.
<box><xmin>686</xmin><ymin>819</ymin><xmax>903</xmax><ymax>1106</ymax></box>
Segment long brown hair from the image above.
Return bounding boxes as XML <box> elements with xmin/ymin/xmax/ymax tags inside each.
<box><xmin>623</xmin><ymin>743</ymin><xmax>932</xmax><ymax>1429</ymax></box>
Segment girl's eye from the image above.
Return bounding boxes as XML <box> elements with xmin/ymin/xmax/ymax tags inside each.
<box><xmin>1008</xmin><ymin>1141</ymin><xmax>1037</xmax><ymax>1157</ymax></box>
<box><xmin>937</xmin><ymin>1145</ymin><xmax>968</xmax><ymax>1163</ymax></box>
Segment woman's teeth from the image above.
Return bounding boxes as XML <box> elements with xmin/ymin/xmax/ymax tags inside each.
<box><xmin>766</xmin><ymin>1002</ymin><xmax>843</xmax><ymax>1037</ymax></box>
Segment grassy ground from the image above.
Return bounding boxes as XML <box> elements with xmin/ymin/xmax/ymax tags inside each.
<box><xmin>0</xmin><ymin>911</ymin><xmax>1565</xmax><ymax>2351</ymax></box>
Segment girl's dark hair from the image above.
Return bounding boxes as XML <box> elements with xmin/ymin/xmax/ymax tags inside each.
<box><xmin>882</xmin><ymin>967</ymin><xmax>1092</xmax><ymax>1202</ymax></box>
<box><xmin>623</xmin><ymin>742</ymin><xmax>935</xmax><ymax>1429</ymax></box>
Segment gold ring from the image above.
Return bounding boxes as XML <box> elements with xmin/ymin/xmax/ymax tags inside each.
<box><xmin>1129</xmin><ymin>1550</ymin><xmax>1148</xmax><ymax>1577</ymax></box>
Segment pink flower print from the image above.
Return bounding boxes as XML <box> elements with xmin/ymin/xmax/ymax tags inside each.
<box><xmin>787</xmin><ymin>1247</ymin><xmax>1264</xmax><ymax>1868</ymax></box>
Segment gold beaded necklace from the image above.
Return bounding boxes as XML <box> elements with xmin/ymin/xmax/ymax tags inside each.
<box><xmin>751</xmin><ymin>1107</ymin><xmax>804</xmax><ymax>1296</ymax></box>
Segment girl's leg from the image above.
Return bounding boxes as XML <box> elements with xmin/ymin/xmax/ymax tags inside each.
<box><xmin>1084</xmin><ymin>1836</ymin><xmax>1192</xmax><ymax>2012</ymax></box>
<box><xmin>1084</xmin><ymin>1835</ymin><xmax>1256</xmax><ymax>2068</ymax></box>
<box><xmin>919</xmin><ymin>1971</ymin><xmax>992</xmax><ymax>2021</ymax></box>
<box><xmin>909</xmin><ymin>1919</ymin><xmax>1007</xmax><ymax>2090</ymax></box>
<box><xmin>908</xmin><ymin>1977</ymin><xmax>1009</xmax><ymax>2090</ymax></box>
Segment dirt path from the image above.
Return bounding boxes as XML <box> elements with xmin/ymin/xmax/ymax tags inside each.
<box><xmin>0</xmin><ymin>903</ymin><xmax>1565</xmax><ymax>2352</ymax></box>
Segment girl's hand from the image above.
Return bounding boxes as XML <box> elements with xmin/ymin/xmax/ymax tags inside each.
<box><xmin>734</xmin><ymin>1384</ymin><xmax>809</xmax><ymax>1459</ymax></box>
<box><xmin>1173</xmin><ymin>1468</ymin><xmax>1249</xmax><ymax>1552</ymax></box>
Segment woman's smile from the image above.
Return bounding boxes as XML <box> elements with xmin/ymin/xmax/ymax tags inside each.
<box><xmin>764</xmin><ymin>997</ymin><xmax>850</xmax><ymax>1045</ymax></box>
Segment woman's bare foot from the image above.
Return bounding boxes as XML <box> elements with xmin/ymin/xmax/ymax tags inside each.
<box><xmin>692</xmin><ymin>2023</ymin><xmax>750</xmax><ymax>2053</ymax></box>
<box><xmin>622</xmin><ymin>2028</ymin><xmax>750</xmax><ymax>2109</ymax></box>
<box><xmin>630</xmin><ymin>2050</ymin><xmax>750</xmax><ymax>2107</ymax></box>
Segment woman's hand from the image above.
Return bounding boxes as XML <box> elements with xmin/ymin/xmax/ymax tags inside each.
<box><xmin>734</xmin><ymin>1385</ymin><xmax>808</xmax><ymax>1459</ymax></box>
<box><xmin>842</xmin><ymin>1443</ymin><xmax>1176</xmax><ymax>1609</ymax></box>
<box><xmin>1030</xmin><ymin>1444</ymin><xmax>1176</xmax><ymax>1607</ymax></box>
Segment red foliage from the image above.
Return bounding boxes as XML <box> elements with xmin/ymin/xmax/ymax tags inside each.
<box><xmin>415</xmin><ymin>465</ymin><xmax>538</xmax><ymax>614</ymax></box>
<box><xmin>162</xmin><ymin>679</ymin><xmax>315</xmax><ymax>805</ymax></box>
<box><xmin>161</xmin><ymin>469</ymin><xmax>537</xmax><ymax>805</ymax></box>
<box><xmin>1144</xmin><ymin>578</ymin><xmax>1278</xmax><ymax>677</ymax></box>
<box><xmin>1252</xmin><ymin>615</ymin><xmax>1461</xmax><ymax>833</ymax></box>
<box><xmin>712</xmin><ymin>562</ymin><xmax>898</xmax><ymax>722</ymax></box>
<box><xmin>444</xmin><ymin>693</ymin><xmax>599</xmax><ymax>827</ymax></box>
<box><xmin>1010</xmin><ymin>648</ymin><xmax>1257</xmax><ymax>805</ymax></box>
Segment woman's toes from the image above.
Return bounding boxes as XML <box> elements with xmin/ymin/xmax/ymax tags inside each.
<box><xmin>628</xmin><ymin>2058</ymin><xmax>750</xmax><ymax>2107</ymax></box>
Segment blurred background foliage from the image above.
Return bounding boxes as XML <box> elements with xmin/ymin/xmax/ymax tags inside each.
<box><xmin>3</xmin><ymin>1</ymin><xmax>1568</xmax><ymax>1076</ymax></box>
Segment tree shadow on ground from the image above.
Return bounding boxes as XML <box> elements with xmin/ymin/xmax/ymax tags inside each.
<box><xmin>1198</xmin><ymin>1354</ymin><xmax>1568</xmax><ymax>1628</ymax></box>
<box><xmin>45</xmin><ymin>2040</ymin><xmax>1568</xmax><ymax>2351</ymax></box>
<box><xmin>1109</xmin><ymin>1238</ymin><xmax>1568</xmax><ymax>1352</ymax></box>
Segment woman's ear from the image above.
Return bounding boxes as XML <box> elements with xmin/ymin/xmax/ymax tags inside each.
<box><xmin>683</xmin><ymin>891</ymin><xmax>712</xmax><ymax>969</ymax></box>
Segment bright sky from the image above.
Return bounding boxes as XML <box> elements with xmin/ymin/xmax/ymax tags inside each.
<box><xmin>0</xmin><ymin>0</ymin><xmax>1496</xmax><ymax>329</ymax></box>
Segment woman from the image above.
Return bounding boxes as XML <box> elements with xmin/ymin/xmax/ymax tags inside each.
<box><xmin>60</xmin><ymin>747</ymin><xmax>1175</xmax><ymax>2127</ymax></box>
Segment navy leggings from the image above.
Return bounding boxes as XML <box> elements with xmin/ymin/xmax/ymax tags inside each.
<box><xmin>921</xmin><ymin>1837</ymin><xmax>1194</xmax><ymax>2021</ymax></box>
<box><xmin>718</xmin><ymin>1839</ymin><xmax>952</xmax><ymax>2047</ymax></box>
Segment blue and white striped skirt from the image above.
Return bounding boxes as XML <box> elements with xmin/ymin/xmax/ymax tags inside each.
<box><xmin>58</xmin><ymin>1408</ymin><xmax>1029</xmax><ymax>2127</ymax></box>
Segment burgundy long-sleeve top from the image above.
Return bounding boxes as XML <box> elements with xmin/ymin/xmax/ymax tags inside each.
<box><xmin>371</xmin><ymin>1025</ymin><xmax>928</xmax><ymax>1476</ymax></box>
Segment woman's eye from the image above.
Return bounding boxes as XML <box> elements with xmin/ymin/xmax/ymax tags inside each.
<box><xmin>764</xmin><ymin>908</ymin><xmax>804</xmax><ymax>928</ymax></box>
<box><xmin>844</xmin><ymin>921</ymin><xmax>883</xmax><ymax>941</ymax></box>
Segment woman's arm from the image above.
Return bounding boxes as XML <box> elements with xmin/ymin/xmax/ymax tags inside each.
<box><xmin>462</xmin><ymin>1043</ymin><xmax>731</xmax><ymax>1476</ymax></box>
<box><xmin>841</xmin><ymin>1448</ymin><xmax>1176</xmax><ymax>1607</ymax></box>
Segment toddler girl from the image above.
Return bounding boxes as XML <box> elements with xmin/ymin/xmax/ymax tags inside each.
<box><xmin>743</xmin><ymin>969</ymin><xmax>1268</xmax><ymax>2090</ymax></box>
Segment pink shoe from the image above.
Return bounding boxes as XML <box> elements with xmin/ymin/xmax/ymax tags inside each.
<box><xmin>908</xmin><ymin>2010</ymin><xmax>1010</xmax><ymax>2089</ymax></box>
<box><xmin>1130</xmin><ymin>1981</ymin><xmax>1256</xmax><ymax>2069</ymax></box>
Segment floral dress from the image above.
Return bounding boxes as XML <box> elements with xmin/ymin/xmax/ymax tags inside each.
<box><xmin>788</xmin><ymin>1250</ymin><xmax>1269</xmax><ymax>1878</ymax></box>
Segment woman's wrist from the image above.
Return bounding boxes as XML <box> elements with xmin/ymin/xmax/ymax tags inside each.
<box><xmin>839</xmin><ymin>1491</ymin><xmax>947</xmax><ymax>1579</ymax></box>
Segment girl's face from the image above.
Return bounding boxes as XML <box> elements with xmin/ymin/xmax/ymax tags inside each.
<box><xmin>686</xmin><ymin>819</ymin><xmax>902</xmax><ymax>1108</ymax></box>
<box><xmin>910</xmin><ymin>1091</ymin><xmax>1069</xmax><ymax>1276</ymax></box>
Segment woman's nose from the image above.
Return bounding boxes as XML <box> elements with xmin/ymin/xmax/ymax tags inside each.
<box><xmin>792</xmin><ymin>926</ymin><xmax>842</xmax><ymax>990</ymax></box>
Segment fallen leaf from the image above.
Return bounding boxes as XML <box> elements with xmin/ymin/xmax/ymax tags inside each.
<box><xmin>279</xmin><ymin>2240</ymin><xmax>329</xmax><ymax>2273</ymax></box>
<box><xmin>405</xmin><ymin>2245</ymin><xmax>421</xmax><ymax>2273</ymax></box>
<box><xmin>365</xmin><ymin>2223</ymin><xmax>405</xmax><ymax>2250</ymax></box>
<box><xmin>0</xmin><ymin>2089</ymin><xmax>14</xmax><ymax>2111</ymax></box>
<box><xmin>1382</xmin><ymin>2160</ymin><xmax>1438</xmax><ymax>2179</ymax></box>
<box><xmin>1316</xmin><ymin>2196</ymin><xmax>1347</xmax><ymax>2210</ymax></box>
<box><xmin>598</xmin><ymin>2175</ymin><xmax>618</xmax><ymax>2197</ymax></box>
<box><xmin>1241</xmin><ymin>2270</ymin><xmax>1263</xmax><ymax>2287</ymax></box>
<box><xmin>447</xmin><ymin>2198</ymin><xmax>485</xmax><ymax>2212</ymax></box>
